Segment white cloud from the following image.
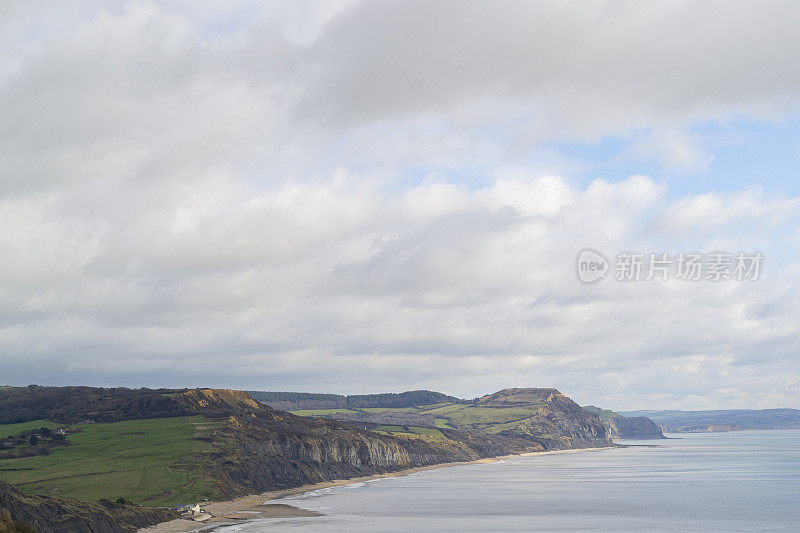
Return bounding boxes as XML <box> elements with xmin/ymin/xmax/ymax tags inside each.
<box><xmin>1</xmin><ymin>1</ymin><xmax>800</xmax><ymax>409</ymax></box>
<box><xmin>648</xmin><ymin>188</ymin><xmax>800</xmax><ymax>238</ymax></box>
<box><xmin>628</xmin><ymin>128</ymin><xmax>713</xmax><ymax>172</ymax></box>
<box><xmin>1</xmin><ymin>171</ymin><xmax>798</xmax><ymax>409</ymax></box>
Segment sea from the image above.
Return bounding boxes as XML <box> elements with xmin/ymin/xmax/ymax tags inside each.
<box><xmin>214</xmin><ymin>430</ymin><xmax>800</xmax><ymax>532</ymax></box>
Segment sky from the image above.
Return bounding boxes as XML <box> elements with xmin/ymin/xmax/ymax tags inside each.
<box><xmin>2</xmin><ymin>0</ymin><xmax>800</xmax><ymax>410</ymax></box>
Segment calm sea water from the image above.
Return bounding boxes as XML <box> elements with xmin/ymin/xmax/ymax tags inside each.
<box><xmin>216</xmin><ymin>430</ymin><xmax>800</xmax><ymax>532</ymax></box>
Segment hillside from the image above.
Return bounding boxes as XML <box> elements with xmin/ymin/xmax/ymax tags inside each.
<box><xmin>0</xmin><ymin>480</ymin><xmax>173</xmax><ymax>533</ymax></box>
<box><xmin>272</xmin><ymin>387</ymin><xmax>612</xmax><ymax>450</ymax></box>
<box><xmin>583</xmin><ymin>406</ymin><xmax>665</xmax><ymax>439</ymax></box>
<box><xmin>474</xmin><ymin>389</ymin><xmax>609</xmax><ymax>449</ymax></box>
<box><xmin>620</xmin><ymin>408</ymin><xmax>800</xmax><ymax>432</ymax></box>
<box><xmin>1</xmin><ymin>386</ymin><xmax>614</xmax><ymax>531</ymax></box>
<box><xmin>183</xmin><ymin>389</ymin><xmax>539</xmax><ymax>497</ymax></box>
<box><xmin>247</xmin><ymin>390</ymin><xmax>466</xmax><ymax>412</ymax></box>
<box><xmin>0</xmin><ymin>386</ymin><xmax>188</xmax><ymax>425</ymax></box>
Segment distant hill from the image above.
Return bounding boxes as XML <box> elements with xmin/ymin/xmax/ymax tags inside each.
<box><xmin>267</xmin><ymin>387</ymin><xmax>612</xmax><ymax>450</ymax></box>
<box><xmin>474</xmin><ymin>388</ymin><xmax>550</xmax><ymax>407</ymax></box>
<box><xmin>0</xmin><ymin>385</ymin><xmax>188</xmax><ymax>425</ymax></box>
<box><xmin>471</xmin><ymin>389</ymin><xmax>609</xmax><ymax>448</ymax></box>
<box><xmin>619</xmin><ymin>409</ymin><xmax>800</xmax><ymax>432</ymax></box>
<box><xmin>247</xmin><ymin>390</ymin><xmax>466</xmax><ymax>411</ymax></box>
<box><xmin>583</xmin><ymin>406</ymin><xmax>665</xmax><ymax>439</ymax></box>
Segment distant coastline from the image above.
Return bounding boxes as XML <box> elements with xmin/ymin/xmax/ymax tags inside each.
<box><xmin>621</xmin><ymin>408</ymin><xmax>800</xmax><ymax>433</ymax></box>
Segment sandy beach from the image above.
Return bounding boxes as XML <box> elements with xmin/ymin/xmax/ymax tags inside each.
<box><xmin>139</xmin><ymin>447</ymin><xmax>610</xmax><ymax>532</ymax></box>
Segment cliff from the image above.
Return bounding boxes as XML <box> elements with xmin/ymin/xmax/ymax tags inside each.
<box><xmin>0</xmin><ymin>481</ymin><xmax>174</xmax><ymax>533</ymax></box>
<box><xmin>583</xmin><ymin>405</ymin><xmax>665</xmax><ymax>439</ymax></box>
<box><xmin>485</xmin><ymin>389</ymin><xmax>611</xmax><ymax>449</ymax></box>
<box><xmin>607</xmin><ymin>415</ymin><xmax>665</xmax><ymax>439</ymax></box>
<box><xmin>173</xmin><ymin>389</ymin><xmax>534</xmax><ymax>498</ymax></box>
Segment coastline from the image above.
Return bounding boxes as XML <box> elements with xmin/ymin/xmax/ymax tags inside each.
<box><xmin>139</xmin><ymin>446</ymin><xmax>611</xmax><ymax>532</ymax></box>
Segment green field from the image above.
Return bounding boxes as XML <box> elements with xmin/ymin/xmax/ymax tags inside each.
<box><xmin>290</xmin><ymin>398</ymin><xmax>546</xmax><ymax>435</ymax></box>
<box><xmin>405</xmin><ymin>426</ymin><xmax>446</xmax><ymax>437</ymax></box>
<box><xmin>433</xmin><ymin>418</ymin><xmax>454</xmax><ymax>428</ymax></box>
<box><xmin>383</xmin><ymin>402</ymin><xmax>543</xmax><ymax>432</ymax></box>
<box><xmin>444</xmin><ymin>405</ymin><xmax>542</xmax><ymax>428</ymax></box>
<box><xmin>417</xmin><ymin>402</ymin><xmax>453</xmax><ymax>412</ymax></box>
<box><xmin>422</xmin><ymin>403</ymin><xmax>465</xmax><ymax>415</ymax></box>
<box><xmin>359</xmin><ymin>406</ymin><xmax>419</xmax><ymax>413</ymax></box>
<box><xmin>0</xmin><ymin>416</ymin><xmax>219</xmax><ymax>506</ymax></box>
<box><xmin>373</xmin><ymin>425</ymin><xmax>405</xmax><ymax>432</ymax></box>
<box><xmin>373</xmin><ymin>425</ymin><xmax>447</xmax><ymax>439</ymax></box>
<box><xmin>291</xmin><ymin>408</ymin><xmax>360</xmax><ymax>416</ymax></box>
<box><xmin>0</xmin><ymin>419</ymin><xmax>62</xmax><ymax>437</ymax></box>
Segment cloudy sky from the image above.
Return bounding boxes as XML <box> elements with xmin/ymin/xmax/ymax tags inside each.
<box><xmin>2</xmin><ymin>1</ymin><xmax>800</xmax><ymax>410</ymax></box>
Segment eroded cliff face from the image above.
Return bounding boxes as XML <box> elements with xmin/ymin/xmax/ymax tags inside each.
<box><xmin>0</xmin><ymin>481</ymin><xmax>174</xmax><ymax>533</ymax></box>
<box><xmin>193</xmin><ymin>406</ymin><xmax>533</xmax><ymax>498</ymax></box>
<box><xmin>494</xmin><ymin>390</ymin><xmax>613</xmax><ymax>450</ymax></box>
<box><xmin>173</xmin><ymin>388</ymin><xmax>613</xmax><ymax>498</ymax></box>
<box><xmin>179</xmin><ymin>389</ymin><xmax>262</xmax><ymax>412</ymax></box>
<box><xmin>607</xmin><ymin>415</ymin><xmax>665</xmax><ymax>439</ymax></box>
<box><xmin>582</xmin><ymin>405</ymin><xmax>666</xmax><ymax>439</ymax></box>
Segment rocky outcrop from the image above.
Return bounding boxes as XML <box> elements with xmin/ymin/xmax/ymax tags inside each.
<box><xmin>0</xmin><ymin>481</ymin><xmax>174</xmax><ymax>533</ymax></box>
<box><xmin>492</xmin><ymin>390</ymin><xmax>612</xmax><ymax>449</ymax></box>
<box><xmin>583</xmin><ymin>405</ymin><xmax>665</xmax><ymax>439</ymax></box>
<box><xmin>177</xmin><ymin>388</ymin><xmax>263</xmax><ymax>413</ymax></box>
<box><xmin>607</xmin><ymin>415</ymin><xmax>665</xmax><ymax>439</ymax></box>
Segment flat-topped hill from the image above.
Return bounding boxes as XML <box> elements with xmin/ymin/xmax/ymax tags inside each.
<box><xmin>474</xmin><ymin>388</ymin><xmax>558</xmax><ymax>407</ymax></box>
<box><xmin>247</xmin><ymin>389</ymin><xmax>465</xmax><ymax>411</ymax></box>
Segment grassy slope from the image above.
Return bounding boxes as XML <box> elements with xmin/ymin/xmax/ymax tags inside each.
<box><xmin>292</xmin><ymin>399</ymin><xmax>546</xmax><ymax>435</ymax></box>
<box><xmin>0</xmin><ymin>416</ymin><xmax>219</xmax><ymax>506</ymax></box>
<box><xmin>292</xmin><ymin>408</ymin><xmax>361</xmax><ymax>416</ymax></box>
<box><xmin>0</xmin><ymin>420</ymin><xmax>62</xmax><ymax>437</ymax></box>
<box><xmin>373</xmin><ymin>425</ymin><xmax>447</xmax><ymax>437</ymax></box>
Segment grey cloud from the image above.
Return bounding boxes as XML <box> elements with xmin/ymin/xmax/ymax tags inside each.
<box><xmin>301</xmin><ymin>0</ymin><xmax>800</xmax><ymax>135</ymax></box>
<box><xmin>1</xmin><ymin>2</ymin><xmax>800</xmax><ymax>409</ymax></box>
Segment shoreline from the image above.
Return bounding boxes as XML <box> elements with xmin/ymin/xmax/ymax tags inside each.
<box><xmin>139</xmin><ymin>446</ymin><xmax>612</xmax><ymax>532</ymax></box>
